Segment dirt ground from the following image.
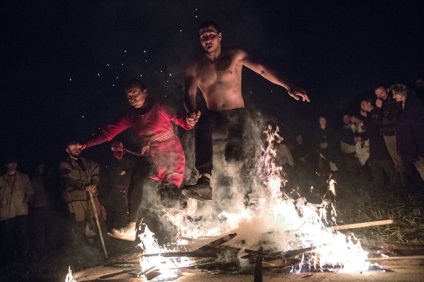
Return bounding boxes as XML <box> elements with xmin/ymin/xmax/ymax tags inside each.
<box><xmin>71</xmin><ymin>264</ymin><xmax>424</xmax><ymax>282</ymax></box>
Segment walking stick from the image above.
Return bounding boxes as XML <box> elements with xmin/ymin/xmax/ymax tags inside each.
<box><xmin>89</xmin><ymin>191</ymin><xmax>108</xmax><ymax>258</ymax></box>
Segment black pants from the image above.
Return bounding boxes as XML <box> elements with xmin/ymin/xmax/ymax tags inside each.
<box><xmin>127</xmin><ymin>157</ymin><xmax>154</xmax><ymax>223</ymax></box>
<box><xmin>0</xmin><ymin>215</ymin><xmax>29</xmax><ymax>265</ymax></box>
<box><xmin>127</xmin><ymin>157</ymin><xmax>180</xmax><ymax>245</ymax></box>
<box><xmin>195</xmin><ymin>108</ymin><xmax>249</xmax><ymax>175</ymax></box>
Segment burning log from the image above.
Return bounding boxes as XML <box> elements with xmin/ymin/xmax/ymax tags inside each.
<box><xmin>241</xmin><ymin>247</ymin><xmax>315</xmax><ymax>261</ymax></box>
<box><xmin>196</xmin><ymin>233</ymin><xmax>238</xmax><ymax>251</ymax></box>
<box><xmin>330</xmin><ymin>219</ymin><xmax>393</xmax><ymax>230</ymax></box>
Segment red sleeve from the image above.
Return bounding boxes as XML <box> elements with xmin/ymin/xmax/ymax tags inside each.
<box><xmin>85</xmin><ymin>112</ymin><xmax>133</xmax><ymax>148</ymax></box>
<box><xmin>171</xmin><ymin>114</ymin><xmax>193</xmax><ymax>130</ymax></box>
<box><xmin>159</xmin><ymin>100</ymin><xmax>193</xmax><ymax>130</ymax></box>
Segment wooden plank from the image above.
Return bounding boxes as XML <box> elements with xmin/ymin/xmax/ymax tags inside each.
<box><xmin>331</xmin><ymin>219</ymin><xmax>393</xmax><ymax>230</ymax></box>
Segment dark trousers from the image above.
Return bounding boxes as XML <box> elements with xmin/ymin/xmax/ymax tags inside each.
<box><xmin>30</xmin><ymin>207</ymin><xmax>53</xmax><ymax>253</ymax></box>
<box><xmin>105</xmin><ymin>186</ymin><xmax>128</xmax><ymax>230</ymax></box>
<box><xmin>369</xmin><ymin>159</ymin><xmax>398</xmax><ymax>189</ymax></box>
<box><xmin>127</xmin><ymin>157</ymin><xmax>154</xmax><ymax>223</ymax></box>
<box><xmin>195</xmin><ymin>108</ymin><xmax>248</xmax><ymax>175</ymax></box>
<box><xmin>127</xmin><ymin>157</ymin><xmax>179</xmax><ymax>245</ymax></box>
<box><xmin>0</xmin><ymin>215</ymin><xmax>29</xmax><ymax>265</ymax></box>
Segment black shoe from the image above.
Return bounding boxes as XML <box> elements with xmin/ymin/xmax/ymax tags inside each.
<box><xmin>181</xmin><ymin>176</ymin><xmax>212</xmax><ymax>200</ymax></box>
<box><xmin>159</xmin><ymin>183</ymin><xmax>186</xmax><ymax>207</ymax></box>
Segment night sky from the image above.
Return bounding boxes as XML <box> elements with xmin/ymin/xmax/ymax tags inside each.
<box><xmin>1</xmin><ymin>0</ymin><xmax>424</xmax><ymax>171</ymax></box>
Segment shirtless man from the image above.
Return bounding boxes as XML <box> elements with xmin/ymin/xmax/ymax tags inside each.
<box><xmin>184</xmin><ymin>21</ymin><xmax>309</xmax><ymax>196</ymax></box>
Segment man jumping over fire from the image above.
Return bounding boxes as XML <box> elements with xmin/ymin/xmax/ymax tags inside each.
<box><xmin>78</xmin><ymin>78</ymin><xmax>200</xmax><ymax>242</ymax></box>
<box><xmin>183</xmin><ymin>21</ymin><xmax>309</xmax><ymax>198</ymax></box>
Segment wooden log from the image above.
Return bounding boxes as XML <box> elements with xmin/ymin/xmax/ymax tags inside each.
<box><xmin>196</xmin><ymin>233</ymin><xmax>237</xmax><ymax>251</ymax></box>
<box><xmin>367</xmin><ymin>255</ymin><xmax>424</xmax><ymax>261</ymax></box>
<box><xmin>142</xmin><ymin>251</ymin><xmax>218</xmax><ymax>258</ymax></box>
<box><xmin>331</xmin><ymin>219</ymin><xmax>393</xmax><ymax>230</ymax></box>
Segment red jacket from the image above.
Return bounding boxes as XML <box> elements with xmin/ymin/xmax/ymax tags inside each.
<box><xmin>86</xmin><ymin>98</ymin><xmax>192</xmax><ymax>187</ymax></box>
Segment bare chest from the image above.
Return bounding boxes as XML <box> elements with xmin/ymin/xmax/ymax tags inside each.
<box><xmin>196</xmin><ymin>55</ymin><xmax>238</xmax><ymax>85</ymax></box>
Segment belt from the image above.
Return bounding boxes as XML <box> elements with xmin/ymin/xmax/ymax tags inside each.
<box><xmin>140</xmin><ymin>131</ymin><xmax>175</xmax><ymax>156</ymax></box>
<box><xmin>150</xmin><ymin>131</ymin><xmax>175</xmax><ymax>142</ymax></box>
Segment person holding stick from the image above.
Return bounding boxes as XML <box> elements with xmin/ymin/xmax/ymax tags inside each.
<box><xmin>59</xmin><ymin>141</ymin><xmax>106</xmax><ymax>249</ymax></box>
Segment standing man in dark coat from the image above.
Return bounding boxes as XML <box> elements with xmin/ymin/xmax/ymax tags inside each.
<box><xmin>391</xmin><ymin>84</ymin><xmax>424</xmax><ymax>182</ymax></box>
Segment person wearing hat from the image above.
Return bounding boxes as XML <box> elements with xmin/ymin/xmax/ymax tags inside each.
<box><xmin>59</xmin><ymin>141</ymin><xmax>102</xmax><ymax>245</ymax></box>
<box><xmin>0</xmin><ymin>157</ymin><xmax>34</xmax><ymax>265</ymax></box>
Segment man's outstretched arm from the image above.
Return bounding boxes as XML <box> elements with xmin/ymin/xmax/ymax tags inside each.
<box><xmin>239</xmin><ymin>50</ymin><xmax>310</xmax><ymax>102</ymax></box>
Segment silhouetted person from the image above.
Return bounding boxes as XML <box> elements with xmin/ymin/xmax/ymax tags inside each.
<box><xmin>0</xmin><ymin>157</ymin><xmax>33</xmax><ymax>265</ymax></box>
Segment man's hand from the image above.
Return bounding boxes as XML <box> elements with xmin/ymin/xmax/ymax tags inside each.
<box><xmin>86</xmin><ymin>184</ymin><xmax>97</xmax><ymax>194</ymax></box>
<box><xmin>288</xmin><ymin>86</ymin><xmax>310</xmax><ymax>102</ymax></box>
<box><xmin>186</xmin><ymin>111</ymin><xmax>201</xmax><ymax>127</ymax></box>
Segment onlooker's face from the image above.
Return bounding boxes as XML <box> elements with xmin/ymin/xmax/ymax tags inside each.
<box><xmin>126</xmin><ymin>86</ymin><xmax>148</xmax><ymax>108</ymax></box>
<box><xmin>361</xmin><ymin>101</ymin><xmax>372</xmax><ymax>112</ymax></box>
<box><xmin>342</xmin><ymin>115</ymin><xmax>351</xmax><ymax>125</ymax></box>
<box><xmin>5</xmin><ymin>162</ymin><xmax>17</xmax><ymax>173</ymax></box>
<box><xmin>319</xmin><ymin>117</ymin><xmax>327</xmax><ymax>127</ymax></box>
<box><xmin>295</xmin><ymin>135</ymin><xmax>303</xmax><ymax>144</ymax></box>
<box><xmin>38</xmin><ymin>163</ymin><xmax>46</xmax><ymax>174</ymax></box>
<box><xmin>66</xmin><ymin>144</ymin><xmax>82</xmax><ymax>158</ymax></box>
<box><xmin>199</xmin><ymin>26</ymin><xmax>222</xmax><ymax>53</ymax></box>
<box><xmin>392</xmin><ymin>91</ymin><xmax>405</xmax><ymax>103</ymax></box>
<box><xmin>375</xmin><ymin>86</ymin><xmax>388</xmax><ymax>100</ymax></box>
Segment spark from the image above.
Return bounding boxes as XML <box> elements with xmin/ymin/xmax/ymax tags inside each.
<box><xmin>97</xmin><ymin>73</ymin><xmax>100</xmax><ymax>76</ymax></box>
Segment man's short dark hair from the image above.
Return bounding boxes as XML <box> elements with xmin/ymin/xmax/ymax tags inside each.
<box><xmin>125</xmin><ymin>78</ymin><xmax>147</xmax><ymax>91</ymax></box>
<box><xmin>4</xmin><ymin>156</ymin><xmax>18</xmax><ymax>164</ymax></box>
<box><xmin>389</xmin><ymin>84</ymin><xmax>411</xmax><ymax>96</ymax></box>
<box><xmin>66</xmin><ymin>140</ymin><xmax>80</xmax><ymax>147</ymax></box>
<box><xmin>198</xmin><ymin>21</ymin><xmax>221</xmax><ymax>34</ymax></box>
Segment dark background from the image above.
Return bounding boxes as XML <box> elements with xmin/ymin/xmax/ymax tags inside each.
<box><xmin>1</xmin><ymin>0</ymin><xmax>423</xmax><ymax>172</ymax></box>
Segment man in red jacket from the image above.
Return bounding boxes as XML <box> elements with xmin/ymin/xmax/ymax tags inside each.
<box><xmin>80</xmin><ymin>78</ymin><xmax>200</xmax><ymax>242</ymax></box>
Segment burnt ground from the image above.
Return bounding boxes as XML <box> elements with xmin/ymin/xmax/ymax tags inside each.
<box><xmin>1</xmin><ymin>180</ymin><xmax>424</xmax><ymax>281</ymax></box>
